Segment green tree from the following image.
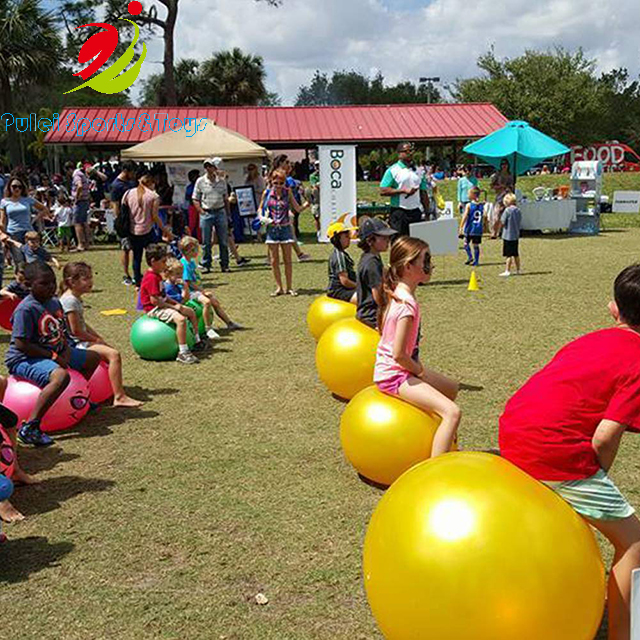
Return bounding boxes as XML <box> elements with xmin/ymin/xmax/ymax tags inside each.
<box><xmin>453</xmin><ymin>47</ymin><xmax>607</xmax><ymax>144</ymax></box>
<box><xmin>141</xmin><ymin>49</ymin><xmax>269</xmax><ymax>107</ymax></box>
<box><xmin>295</xmin><ymin>70</ymin><xmax>442</xmax><ymax>106</ymax></box>
<box><xmin>0</xmin><ymin>0</ymin><xmax>63</xmax><ymax>165</ymax></box>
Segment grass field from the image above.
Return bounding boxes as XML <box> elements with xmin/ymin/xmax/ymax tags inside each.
<box><xmin>3</xmin><ymin>194</ymin><xmax>640</xmax><ymax>638</ymax></box>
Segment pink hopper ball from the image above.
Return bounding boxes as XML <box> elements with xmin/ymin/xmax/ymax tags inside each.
<box><xmin>4</xmin><ymin>371</ymin><xmax>91</xmax><ymax>433</ymax></box>
<box><xmin>0</xmin><ymin>298</ymin><xmax>19</xmax><ymax>332</ymax></box>
<box><xmin>89</xmin><ymin>361</ymin><xmax>113</xmax><ymax>404</ymax></box>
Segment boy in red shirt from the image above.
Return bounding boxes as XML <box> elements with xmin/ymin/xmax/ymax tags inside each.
<box><xmin>140</xmin><ymin>244</ymin><xmax>204</xmax><ymax>364</ymax></box>
<box><xmin>500</xmin><ymin>264</ymin><xmax>640</xmax><ymax>640</ymax></box>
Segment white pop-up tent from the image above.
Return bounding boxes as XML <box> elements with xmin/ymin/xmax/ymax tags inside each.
<box><xmin>120</xmin><ymin>118</ymin><xmax>269</xmax><ymax>162</ymax></box>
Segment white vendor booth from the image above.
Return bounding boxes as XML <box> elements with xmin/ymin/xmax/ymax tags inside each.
<box><xmin>516</xmin><ymin>161</ymin><xmax>603</xmax><ymax>235</ymax></box>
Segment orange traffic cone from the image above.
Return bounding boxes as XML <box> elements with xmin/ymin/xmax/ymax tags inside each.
<box><xmin>468</xmin><ymin>270</ymin><xmax>480</xmax><ymax>292</ymax></box>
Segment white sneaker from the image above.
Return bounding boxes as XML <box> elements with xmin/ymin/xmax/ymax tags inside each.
<box><xmin>227</xmin><ymin>321</ymin><xmax>244</xmax><ymax>330</ymax></box>
<box><xmin>207</xmin><ymin>327</ymin><xmax>221</xmax><ymax>339</ymax></box>
<box><xmin>499</xmin><ymin>271</ymin><xmax>511</xmax><ymax>277</ymax></box>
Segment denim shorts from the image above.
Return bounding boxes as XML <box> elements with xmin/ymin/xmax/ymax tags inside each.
<box><xmin>544</xmin><ymin>469</ymin><xmax>635</xmax><ymax>521</ymax></box>
<box><xmin>73</xmin><ymin>200</ymin><xmax>90</xmax><ymax>224</ymax></box>
<box><xmin>10</xmin><ymin>348</ymin><xmax>88</xmax><ymax>388</ymax></box>
<box><xmin>266</xmin><ymin>224</ymin><xmax>295</xmax><ymax>244</ymax></box>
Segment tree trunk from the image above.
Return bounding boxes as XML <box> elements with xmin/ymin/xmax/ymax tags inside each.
<box><xmin>161</xmin><ymin>0</ymin><xmax>178</xmax><ymax>106</ymax></box>
<box><xmin>0</xmin><ymin>71</ymin><xmax>20</xmax><ymax>167</ymax></box>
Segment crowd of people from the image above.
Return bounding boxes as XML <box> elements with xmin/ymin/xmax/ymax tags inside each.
<box><xmin>2</xmin><ymin>148</ymin><xmax>639</xmax><ymax>638</ymax></box>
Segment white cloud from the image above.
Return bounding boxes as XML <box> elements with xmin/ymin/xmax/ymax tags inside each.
<box><xmin>135</xmin><ymin>0</ymin><xmax>640</xmax><ymax>104</ymax></box>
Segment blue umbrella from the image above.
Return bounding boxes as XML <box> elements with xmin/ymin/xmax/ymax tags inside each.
<box><xmin>463</xmin><ymin>120</ymin><xmax>570</xmax><ymax>176</ymax></box>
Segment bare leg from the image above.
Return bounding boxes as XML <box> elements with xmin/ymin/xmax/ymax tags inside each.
<box><xmin>88</xmin><ymin>344</ymin><xmax>142</xmax><ymax>407</ymax></box>
<box><xmin>515</xmin><ymin>256</ymin><xmax>521</xmax><ymax>272</ymax></box>
<box><xmin>210</xmin><ymin>297</ymin><xmax>232</xmax><ymax>325</ymax></box>
<box><xmin>174</xmin><ymin>314</ymin><xmax>188</xmax><ymax>346</ymax></box>
<box><xmin>122</xmin><ymin>248</ymin><xmax>131</xmax><ymax>279</ymax></box>
<box><xmin>586</xmin><ymin>515</ymin><xmax>640</xmax><ymax>640</ymax></box>
<box><xmin>29</xmin><ymin>368</ymin><xmax>71</xmax><ymax>422</ymax></box>
<box><xmin>75</xmin><ymin>224</ymin><xmax>87</xmax><ymax>251</ymax></box>
<box><xmin>202</xmin><ymin>300</ymin><xmax>214</xmax><ymax>327</ymax></box>
<box><xmin>269</xmin><ymin>244</ymin><xmax>284</xmax><ymax>294</ymax></box>
<box><xmin>282</xmin><ymin>243</ymin><xmax>294</xmax><ymax>292</ymax></box>
<box><xmin>182</xmin><ymin>307</ymin><xmax>199</xmax><ymax>337</ymax></box>
<box><xmin>349</xmin><ymin>291</ymin><xmax>357</xmax><ymax>305</ymax></box>
<box><xmin>398</xmin><ymin>374</ymin><xmax>461</xmax><ymax>457</ymax></box>
<box><xmin>228</xmin><ymin>234</ymin><xmax>241</xmax><ymax>261</ymax></box>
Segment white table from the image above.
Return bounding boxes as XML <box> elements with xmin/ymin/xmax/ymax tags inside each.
<box><xmin>519</xmin><ymin>200</ymin><xmax>577</xmax><ymax>231</ymax></box>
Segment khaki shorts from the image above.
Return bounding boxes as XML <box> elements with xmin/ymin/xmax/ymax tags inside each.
<box><xmin>147</xmin><ymin>307</ymin><xmax>180</xmax><ymax>323</ymax></box>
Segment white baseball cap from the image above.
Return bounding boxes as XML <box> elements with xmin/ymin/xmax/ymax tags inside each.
<box><xmin>204</xmin><ymin>157</ymin><xmax>224</xmax><ymax>168</ymax></box>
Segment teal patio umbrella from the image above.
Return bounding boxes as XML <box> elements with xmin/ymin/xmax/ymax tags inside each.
<box><xmin>463</xmin><ymin>120</ymin><xmax>570</xmax><ymax>177</ymax></box>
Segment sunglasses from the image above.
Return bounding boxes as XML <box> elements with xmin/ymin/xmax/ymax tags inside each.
<box><xmin>10</xmin><ymin>184</ymin><xmax>22</xmax><ymax>189</ymax></box>
<box><xmin>422</xmin><ymin>254</ymin><xmax>434</xmax><ymax>274</ymax></box>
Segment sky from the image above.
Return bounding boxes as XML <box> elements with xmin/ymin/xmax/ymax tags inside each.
<box><xmin>74</xmin><ymin>0</ymin><xmax>640</xmax><ymax>104</ymax></box>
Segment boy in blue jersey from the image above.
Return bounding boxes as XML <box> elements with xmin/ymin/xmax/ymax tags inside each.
<box><xmin>459</xmin><ymin>187</ymin><xmax>485</xmax><ymax>266</ymax></box>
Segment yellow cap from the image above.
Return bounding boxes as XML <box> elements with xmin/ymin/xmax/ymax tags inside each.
<box><xmin>327</xmin><ymin>221</ymin><xmax>356</xmax><ymax>239</ymax></box>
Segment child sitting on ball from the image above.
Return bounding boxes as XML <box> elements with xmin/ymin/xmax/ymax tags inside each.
<box><xmin>179</xmin><ymin>236</ymin><xmax>243</xmax><ymax>338</ymax></box>
<box><xmin>60</xmin><ymin>262</ymin><xmax>142</xmax><ymax>407</ymax></box>
<box><xmin>0</xmin><ymin>394</ymin><xmax>28</xmax><ymax>525</ymax></box>
<box><xmin>356</xmin><ymin>217</ymin><xmax>396</xmax><ymax>330</ymax></box>
<box><xmin>326</xmin><ymin>221</ymin><xmax>357</xmax><ymax>304</ymax></box>
<box><xmin>140</xmin><ymin>243</ymin><xmax>204</xmax><ymax>365</ymax></box>
<box><xmin>0</xmin><ymin>263</ymin><xmax>30</xmax><ymax>301</ymax></box>
<box><xmin>4</xmin><ymin>262</ymin><xmax>101</xmax><ymax>447</ymax></box>
<box><xmin>499</xmin><ymin>263</ymin><xmax>640</xmax><ymax>639</ymax></box>
<box><xmin>374</xmin><ymin>236</ymin><xmax>460</xmax><ymax>458</ymax></box>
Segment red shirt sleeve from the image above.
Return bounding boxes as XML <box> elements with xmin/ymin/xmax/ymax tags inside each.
<box><xmin>605</xmin><ymin>370</ymin><xmax>640</xmax><ymax>432</ymax></box>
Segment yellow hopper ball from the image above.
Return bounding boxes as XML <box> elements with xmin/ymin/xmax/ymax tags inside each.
<box><xmin>363</xmin><ymin>452</ymin><xmax>605</xmax><ymax>640</ymax></box>
<box><xmin>307</xmin><ymin>295</ymin><xmax>356</xmax><ymax>341</ymax></box>
<box><xmin>315</xmin><ymin>318</ymin><xmax>379</xmax><ymax>400</ymax></box>
<box><xmin>340</xmin><ymin>386</ymin><xmax>442</xmax><ymax>486</ymax></box>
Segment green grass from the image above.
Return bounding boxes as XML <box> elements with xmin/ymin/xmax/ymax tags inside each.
<box><xmin>3</xmin><ymin>216</ymin><xmax>640</xmax><ymax>638</ymax></box>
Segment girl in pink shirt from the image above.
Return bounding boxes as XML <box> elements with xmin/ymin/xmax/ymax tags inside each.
<box><xmin>374</xmin><ymin>237</ymin><xmax>461</xmax><ymax>457</ymax></box>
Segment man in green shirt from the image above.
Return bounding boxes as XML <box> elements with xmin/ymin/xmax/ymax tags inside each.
<box><xmin>380</xmin><ymin>142</ymin><xmax>430</xmax><ymax>238</ymax></box>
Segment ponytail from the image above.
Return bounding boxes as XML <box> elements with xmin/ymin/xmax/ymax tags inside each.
<box><xmin>377</xmin><ymin>236</ymin><xmax>431</xmax><ymax>331</ymax></box>
<box><xmin>59</xmin><ymin>261</ymin><xmax>92</xmax><ymax>295</ymax></box>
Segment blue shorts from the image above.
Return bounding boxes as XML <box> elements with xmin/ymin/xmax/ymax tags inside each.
<box><xmin>73</xmin><ymin>200</ymin><xmax>90</xmax><ymax>224</ymax></box>
<box><xmin>10</xmin><ymin>348</ymin><xmax>88</xmax><ymax>388</ymax></box>
<box><xmin>265</xmin><ymin>224</ymin><xmax>295</xmax><ymax>244</ymax></box>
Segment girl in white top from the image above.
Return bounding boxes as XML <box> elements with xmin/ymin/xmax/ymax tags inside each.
<box><xmin>59</xmin><ymin>262</ymin><xmax>142</xmax><ymax>408</ymax></box>
<box><xmin>374</xmin><ymin>236</ymin><xmax>461</xmax><ymax>457</ymax></box>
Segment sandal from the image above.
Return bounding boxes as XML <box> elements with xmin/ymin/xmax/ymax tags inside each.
<box><xmin>287</xmin><ymin>289</ymin><xmax>298</xmax><ymax>297</ymax></box>
<box><xmin>270</xmin><ymin>289</ymin><xmax>285</xmax><ymax>297</ymax></box>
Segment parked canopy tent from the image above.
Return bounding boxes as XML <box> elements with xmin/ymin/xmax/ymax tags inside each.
<box><xmin>463</xmin><ymin>120</ymin><xmax>570</xmax><ymax>177</ymax></box>
<box><xmin>120</xmin><ymin>118</ymin><xmax>269</xmax><ymax>162</ymax></box>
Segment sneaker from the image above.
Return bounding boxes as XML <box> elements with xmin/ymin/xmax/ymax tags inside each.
<box><xmin>464</xmin><ymin>259</ymin><xmax>472</xmax><ymax>265</ymax></box>
<box><xmin>221</xmin><ymin>267</ymin><xmax>231</xmax><ymax>273</ymax></box>
<box><xmin>499</xmin><ymin>271</ymin><xmax>511</xmax><ymax>277</ymax></box>
<box><xmin>176</xmin><ymin>351</ymin><xmax>199</xmax><ymax>364</ymax></box>
<box><xmin>236</xmin><ymin>257</ymin><xmax>251</xmax><ymax>266</ymax></box>
<box><xmin>213</xmin><ymin>254</ymin><xmax>220</xmax><ymax>262</ymax></box>
<box><xmin>122</xmin><ymin>276</ymin><xmax>133</xmax><ymax>286</ymax></box>
<box><xmin>18</xmin><ymin>421</ymin><xmax>54</xmax><ymax>447</ymax></box>
<box><xmin>226</xmin><ymin>321</ymin><xmax>244</xmax><ymax>331</ymax></box>
<box><xmin>298</xmin><ymin>253</ymin><xmax>312</xmax><ymax>262</ymax></box>
<box><xmin>192</xmin><ymin>340</ymin><xmax>208</xmax><ymax>353</ymax></box>
<box><xmin>207</xmin><ymin>327</ymin><xmax>221</xmax><ymax>339</ymax></box>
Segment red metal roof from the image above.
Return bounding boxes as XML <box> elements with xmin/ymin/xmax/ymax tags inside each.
<box><xmin>44</xmin><ymin>103</ymin><xmax>507</xmax><ymax>147</ymax></box>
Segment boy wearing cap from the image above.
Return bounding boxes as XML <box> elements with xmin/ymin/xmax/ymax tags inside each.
<box><xmin>327</xmin><ymin>221</ymin><xmax>357</xmax><ymax>304</ymax></box>
<box><xmin>193</xmin><ymin>157</ymin><xmax>230</xmax><ymax>274</ymax></box>
<box><xmin>356</xmin><ymin>217</ymin><xmax>396</xmax><ymax>329</ymax></box>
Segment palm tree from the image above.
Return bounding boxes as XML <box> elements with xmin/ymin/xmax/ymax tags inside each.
<box><xmin>0</xmin><ymin>0</ymin><xmax>62</xmax><ymax>166</ymax></box>
<box><xmin>201</xmin><ymin>48</ymin><xmax>267</xmax><ymax>106</ymax></box>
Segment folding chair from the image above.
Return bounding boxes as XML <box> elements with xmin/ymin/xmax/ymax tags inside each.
<box><xmin>40</xmin><ymin>219</ymin><xmax>58</xmax><ymax>248</ymax></box>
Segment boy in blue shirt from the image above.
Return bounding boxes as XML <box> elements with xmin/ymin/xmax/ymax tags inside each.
<box><xmin>458</xmin><ymin>187</ymin><xmax>485</xmax><ymax>266</ymax></box>
<box><xmin>5</xmin><ymin>262</ymin><xmax>100</xmax><ymax>446</ymax></box>
<box><xmin>457</xmin><ymin>166</ymin><xmax>478</xmax><ymax>216</ymax></box>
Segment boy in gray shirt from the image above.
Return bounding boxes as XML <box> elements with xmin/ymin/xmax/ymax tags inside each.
<box><xmin>499</xmin><ymin>193</ymin><xmax>522</xmax><ymax>277</ymax></box>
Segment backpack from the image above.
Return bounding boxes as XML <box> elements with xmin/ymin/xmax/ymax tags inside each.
<box><xmin>115</xmin><ymin>189</ymin><xmax>132</xmax><ymax>238</ymax></box>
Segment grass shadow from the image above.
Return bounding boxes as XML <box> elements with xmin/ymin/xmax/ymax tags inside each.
<box><xmin>331</xmin><ymin>394</ymin><xmax>349</xmax><ymax>404</ymax></box>
<box><xmin>295</xmin><ymin>288</ymin><xmax>326</xmax><ymax>296</ymax></box>
<box><xmin>122</xmin><ymin>386</ymin><xmax>180</xmax><ymax>402</ymax></box>
<box><xmin>11</xmin><ymin>475</ymin><xmax>115</xmax><ymax>517</ymax></box>
<box><xmin>429</xmin><ymin>279</ymin><xmax>470</xmax><ymax>287</ymax></box>
<box><xmin>0</xmin><ymin>334</ymin><xmax>11</xmax><ymax>345</ymax></box>
<box><xmin>357</xmin><ymin>473</ymin><xmax>388</xmax><ymax>492</ymax></box>
<box><xmin>0</xmin><ymin>536</ymin><xmax>75</xmax><ymax>584</ymax></box>
<box><xmin>459</xmin><ymin>383</ymin><xmax>484</xmax><ymax>392</ymax></box>
<box><xmin>18</xmin><ymin>448</ymin><xmax>80</xmax><ymax>475</ymax></box>
<box><xmin>515</xmin><ymin>271</ymin><xmax>553</xmax><ymax>277</ymax></box>
<box><xmin>54</xmin><ymin>408</ymin><xmax>162</xmax><ymax>441</ymax></box>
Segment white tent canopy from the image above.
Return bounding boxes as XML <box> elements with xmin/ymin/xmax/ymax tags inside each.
<box><xmin>121</xmin><ymin>118</ymin><xmax>269</xmax><ymax>162</ymax></box>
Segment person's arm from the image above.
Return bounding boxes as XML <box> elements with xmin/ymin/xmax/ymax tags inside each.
<box><xmin>15</xmin><ymin>337</ymin><xmax>70</xmax><ymax>365</ymax></box>
<box><xmin>48</xmin><ymin>257</ymin><xmax>61</xmax><ymax>270</ymax></box>
<box><xmin>380</xmin><ymin>168</ymin><xmax>413</xmax><ymax>197</ymax></box>
<box><xmin>65</xmin><ymin>310</ymin><xmax>98</xmax><ymax>343</ymax></box>
<box><xmin>32</xmin><ymin>199</ymin><xmax>52</xmax><ymax>221</ymax></box>
<box><xmin>592</xmin><ymin>419</ymin><xmax>626</xmax><ymax>472</ymax></box>
<box><xmin>459</xmin><ymin>204</ymin><xmax>470</xmax><ymax>235</ymax></box>
<box><xmin>0</xmin><ymin>286</ymin><xmax>18</xmax><ymax>301</ymax></box>
<box><xmin>150</xmin><ymin>196</ymin><xmax>173</xmax><ymax>240</ymax></box>
<box><xmin>0</xmin><ymin>204</ymin><xmax>6</xmax><ymax>232</ymax></box>
<box><xmin>287</xmin><ymin>190</ymin><xmax>307</xmax><ymax>215</ymax></box>
<box><xmin>392</xmin><ymin>315</ymin><xmax>423</xmax><ymax>376</ymax></box>
<box><xmin>338</xmin><ymin>272</ymin><xmax>357</xmax><ymax>289</ymax></box>
<box><xmin>192</xmin><ymin>180</ymin><xmax>204</xmax><ymax>216</ymax></box>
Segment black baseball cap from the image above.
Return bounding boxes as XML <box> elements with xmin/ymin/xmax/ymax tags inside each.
<box><xmin>359</xmin><ymin>216</ymin><xmax>397</xmax><ymax>240</ymax></box>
